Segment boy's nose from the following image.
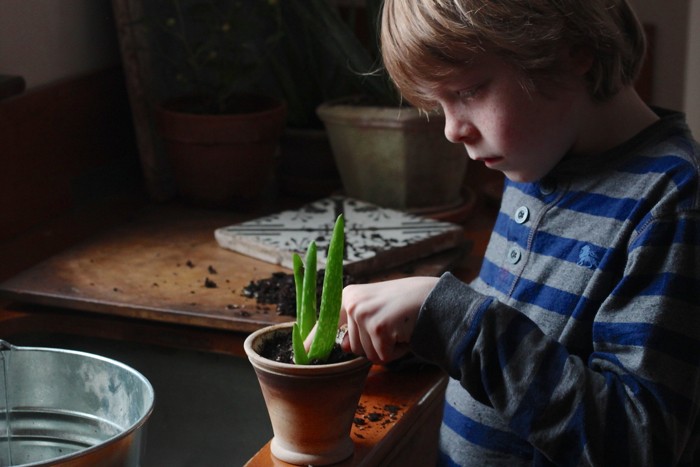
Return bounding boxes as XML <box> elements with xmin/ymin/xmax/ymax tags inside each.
<box><xmin>444</xmin><ymin>110</ymin><xmax>479</xmax><ymax>145</ymax></box>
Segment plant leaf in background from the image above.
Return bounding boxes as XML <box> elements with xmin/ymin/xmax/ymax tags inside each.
<box><xmin>267</xmin><ymin>0</ymin><xmax>402</xmax><ymax>128</ymax></box>
<box><xmin>141</xmin><ymin>0</ymin><xmax>283</xmax><ymax>114</ymax></box>
<box><xmin>282</xmin><ymin>0</ymin><xmax>398</xmax><ymax>107</ymax></box>
<box><xmin>139</xmin><ymin>0</ymin><xmax>401</xmax><ymax>123</ymax></box>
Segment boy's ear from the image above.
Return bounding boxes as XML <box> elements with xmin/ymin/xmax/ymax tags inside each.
<box><xmin>568</xmin><ymin>45</ymin><xmax>595</xmax><ymax>76</ymax></box>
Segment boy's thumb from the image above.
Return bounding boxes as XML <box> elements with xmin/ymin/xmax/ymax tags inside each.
<box><xmin>303</xmin><ymin>324</ymin><xmax>317</xmax><ymax>351</ymax></box>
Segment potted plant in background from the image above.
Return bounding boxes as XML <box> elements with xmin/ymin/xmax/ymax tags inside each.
<box><xmin>142</xmin><ymin>0</ymin><xmax>287</xmax><ymax>208</ymax></box>
<box><xmin>287</xmin><ymin>0</ymin><xmax>471</xmax><ymax>218</ymax></box>
<box><xmin>265</xmin><ymin>0</ymin><xmax>382</xmax><ymax>199</ymax></box>
<box><xmin>244</xmin><ymin>215</ymin><xmax>372</xmax><ymax>465</ymax></box>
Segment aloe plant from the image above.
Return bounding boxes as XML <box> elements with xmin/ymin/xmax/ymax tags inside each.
<box><xmin>291</xmin><ymin>214</ymin><xmax>345</xmax><ymax>365</ymax></box>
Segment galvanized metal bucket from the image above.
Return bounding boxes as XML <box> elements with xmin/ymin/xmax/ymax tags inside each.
<box><xmin>0</xmin><ymin>340</ymin><xmax>154</xmax><ymax>466</ymax></box>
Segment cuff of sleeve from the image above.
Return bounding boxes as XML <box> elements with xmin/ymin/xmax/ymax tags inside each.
<box><xmin>410</xmin><ymin>272</ymin><xmax>491</xmax><ymax>376</ymax></box>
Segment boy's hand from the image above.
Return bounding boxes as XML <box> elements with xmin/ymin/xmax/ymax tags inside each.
<box><xmin>337</xmin><ymin>277</ymin><xmax>439</xmax><ymax>363</ymax></box>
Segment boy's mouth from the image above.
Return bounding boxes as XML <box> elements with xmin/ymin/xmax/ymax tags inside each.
<box><xmin>479</xmin><ymin>156</ymin><xmax>503</xmax><ymax>167</ymax></box>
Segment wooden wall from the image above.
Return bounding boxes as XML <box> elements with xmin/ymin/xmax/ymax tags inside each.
<box><xmin>0</xmin><ymin>68</ymin><xmax>143</xmax><ymax>279</ymax></box>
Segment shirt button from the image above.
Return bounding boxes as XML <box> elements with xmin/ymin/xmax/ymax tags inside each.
<box><xmin>539</xmin><ymin>178</ymin><xmax>556</xmax><ymax>195</ymax></box>
<box><xmin>515</xmin><ymin>206</ymin><xmax>530</xmax><ymax>224</ymax></box>
<box><xmin>507</xmin><ymin>246</ymin><xmax>522</xmax><ymax>264</ymax></box>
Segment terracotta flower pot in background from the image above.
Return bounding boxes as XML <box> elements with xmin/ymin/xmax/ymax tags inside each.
<box><xmin>244</xmin><ymin>322</ymin><xmax>372</xmax><ymax>466</ymax></box>
<box><xmin>155</xmin><ymin>94</ymin><xmax>286</xmax><ymax>209</ymax></box>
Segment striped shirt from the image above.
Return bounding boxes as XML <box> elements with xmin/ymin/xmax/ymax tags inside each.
<box><xmin>411</xmin><ymin>109</ymin><xmax>700</xmax><ymax>466</ymax></box>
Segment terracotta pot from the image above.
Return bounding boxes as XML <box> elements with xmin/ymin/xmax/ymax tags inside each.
<box><xmin>244</xmin><ymin>322</ymin><xmax>372</xmax><ymax>466</ymax></box>
<box><xmin>317</xmin><ymin>96</ymin><xmax>468</xmax><ymax>211</ymax></box>
<box><xmin>155</xmin><ymin>94</ymin><xmax>286</xmax><ymax>208</ymax></box>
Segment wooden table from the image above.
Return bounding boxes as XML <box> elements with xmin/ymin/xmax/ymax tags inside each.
<box><xmin>0</xmin><ymin>190</ymin><xmax>498</xmax><ymax>466</ymax></box>
<box><xmin>0</xmin><ymin>203</ymin><xmax>472</xmax><ymax>334</ymax></box>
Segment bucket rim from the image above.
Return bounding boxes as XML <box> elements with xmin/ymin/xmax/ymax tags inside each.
<box><xmin>1</xmin><ymin>343</ymin><xmax>155</xmax><ymax>467</ymax></box>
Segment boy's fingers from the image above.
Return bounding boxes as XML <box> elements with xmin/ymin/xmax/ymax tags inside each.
<box><xmin>304</xmin><ymin>313</ymin><xmax>349</xmax><ymax>351</ymax></box>
<box><xmin>303</xmin><ymin>324</ymin><xmax>317</xmax><ymax>351</ymax></box>
<box><xmin>336</xmin><ymin>310</ymin><xmax>351</xmax><ymax>351</ymax></box>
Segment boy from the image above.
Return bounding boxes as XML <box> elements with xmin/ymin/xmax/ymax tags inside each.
<box><xmin>336</xmin><ymin>1</ymin><xmax>700</xmax><ymax>465</ymax></box>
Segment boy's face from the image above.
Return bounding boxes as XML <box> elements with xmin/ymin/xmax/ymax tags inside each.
<box><xmin>428</xmin><ymin>52</ymin><xmax>587</xmax><ymax>182</ymax></box>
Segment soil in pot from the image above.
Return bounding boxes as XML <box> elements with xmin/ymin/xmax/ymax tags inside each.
<box><xmin>258</xmin><ymin>329</ymin><xmax>357</xmax><ymax>365</ymax></box>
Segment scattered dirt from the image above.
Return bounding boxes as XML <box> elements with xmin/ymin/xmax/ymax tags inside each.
<box><xmin>242</xmin><ymin>272</ymin><xmax>296</xmax><ymax>315</ymax></box>
<box><xmin>258</xmin><ymin>328</ymin><xmax>356</xmax><ymax>365</ymax></box>
<box><xmin>242</xmin><ymin>271</ymin><xmax>356</xmax><ymax>317</ymax></box>
<box><xmin>353</xmin><ymin>402</ymin><xmax>405</xmax><ymax>434</ymax></box>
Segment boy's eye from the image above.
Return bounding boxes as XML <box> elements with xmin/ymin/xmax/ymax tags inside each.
<box><xmin>457</xmin><ymin>85</ymin><xmax>481</xmax><ymax>100</ymax></box>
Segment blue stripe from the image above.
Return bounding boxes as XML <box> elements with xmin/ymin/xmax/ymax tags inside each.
<box><xmin>593</xmin><ymin>321</ymin><xmax>700</xmax><ymax>367</ymax></box>
<box><xmin>511</xmin><ymin>276</ymin><xmax>599</xmax><ymax>320</ymax></box>
<box><xmin>507</xmin><ymin>179</ymin><xmax>543</xmax><ymax>198</ymax></box>
<box><xmin>492</xmin><ymin>211</ymin><xmax>530</xmax><ymax>247</ymax></box>
<box><xmin>621</xmin><ymin>154</ymin><xmax>698</xmax><ymax>211</ymax></box>
<box><xmin>442</xmin><ymin>402</ymin><xmax>533</xmax><ymax>459</ymax></box>
<box><xmin>493</xmin><ymin>211</ymin><xmax>629</xmax><ymax>275</ymax></box>
<box><xmin>530</xmin><ymin>232</ymin><xmax>622</xmax><ymax>273</ymax></box>
<box><xmin>480</xmin><ymin>258</ymin><xmax>517</xmax><ymax>295</ymax></box>
<box><xmin>612</xmin><ymin>272</ymin><xmax>699</xmax><ymax>304</ymax></box>
<box><xmin>452</xmin><ymin>298</ymin><xmax>493</xmax><ymax>377</ymax></box>
<box><xmin>559</xmin><ymin>191</ymin><xmax>642</xmax><ymax>221</ymax></box>
<box><xmin>480</xmin><ymin>258</ymin><xmax>601</xmax><ymax>320</ymax></box>
<box><xmin>621</xmin><ymin>154</ymin><xmax>696</xmax><ymax>186</ymax></box>
<box><xmin>437</xmin><ymin>450</ymin><xmax>461</xmax><ymax>467</ymax></box>
<box><xmin>629</xmin><ymin>216</ymin><xmax>700</xmax><ymax>249</ymax></box>
<box><xmin>531</xmin><ymin>231</ymin><xmax>594</xmax><ymax>264</ymax></box>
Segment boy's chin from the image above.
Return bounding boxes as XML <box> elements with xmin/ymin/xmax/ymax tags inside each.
<box><xmin>503</xmin><ymin>171</ymin><xmax>538</xmax><ymax>183</ymax></box>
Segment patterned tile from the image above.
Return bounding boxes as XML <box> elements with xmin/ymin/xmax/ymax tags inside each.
<box><xmin>214</xmin><ymin>196</ymin><xmax>464</xmax><ymax>275</ymax></box>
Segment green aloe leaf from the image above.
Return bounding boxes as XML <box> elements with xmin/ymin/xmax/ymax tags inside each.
<box><xmin>308</xmin><ymin>214</ymin><xmax>344</xmax><ymax>362</ymax></box>
<box><xmin>300</xmin><ymin>241</ymin><xmax>317</xmax><ymax>340</ymax></box>
<box><xmin>292</xmin><ymin>253</ymin><xmax>304</xmax><ymax>328</ymax></box>
<box><xmin>292</xmin><ymin>323</ymin><xmax>309</xmax><ymax>365</ymax></box>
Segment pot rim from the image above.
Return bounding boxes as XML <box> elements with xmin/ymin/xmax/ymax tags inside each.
<box><xmin>244</xmin><ymin>322</ymin><xmax>371</xmax><ymax>375</ymax></box>
<box><xmin>158</xmin><ymin>93</ymin><xmax>286</xmax><ymax>119</ymax></box>
<box><xmin>316</xmin><ymin>96</ymin><xmax>445</xmax><ymax>129</ymax></box>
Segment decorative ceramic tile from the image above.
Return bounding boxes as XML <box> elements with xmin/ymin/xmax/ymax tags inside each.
<box><xmin>214</xmin><ymin>196</ymin><xmax>465</xmax><ymax>275</ymax></box>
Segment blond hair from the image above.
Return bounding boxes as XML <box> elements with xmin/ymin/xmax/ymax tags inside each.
<box><xmin>380</xmin><ymin>0</ymin><xmax>646</xmax><ymax>109</ymax></box>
